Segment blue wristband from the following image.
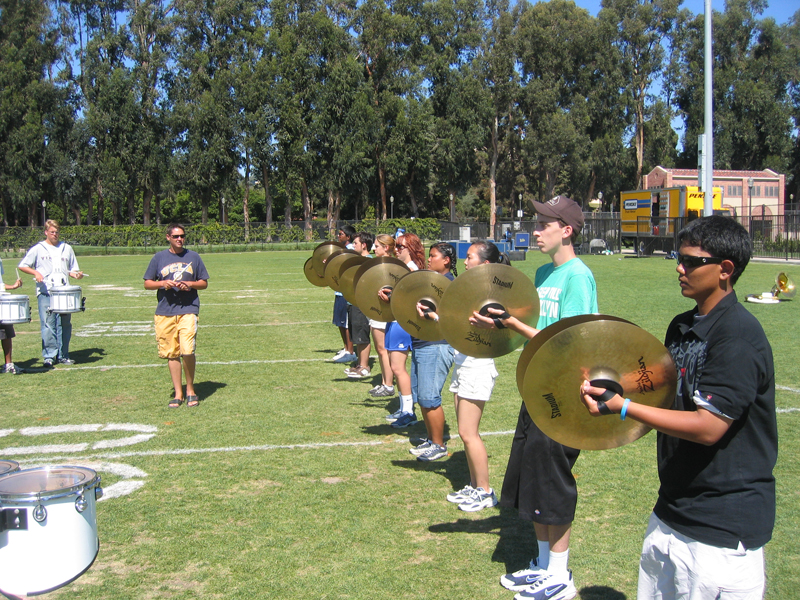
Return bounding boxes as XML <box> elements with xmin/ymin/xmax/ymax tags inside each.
<box><xmin>620</xmin><ymin>398</ymin><xmax>631</xmax><ymax>421</ymax></box>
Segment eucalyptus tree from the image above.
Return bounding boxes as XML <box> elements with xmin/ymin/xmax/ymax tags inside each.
<box><xmin>785</xmin><ymin>9</ymin><xmax>800</xmax><ymax>202</ymax></box>
<box><xmin>170</xmin><ymin>0</ymin><xmax>252</xmax><ymax>224</ymax></box>
<box><xmin>599</xmin><ymin>0</ymin><xmax>680</xmax><ymax>190</ymax></box>
<box><xmin>673</xmin><ymin>0</ymin><xmax>794</xmax><ymax>173</ymax></box>
<box><xmin>0</xmin><ymin>0</ymin><xmax>63</xmax><ymax>226</ymax></box>
<box><xmin>423</xmin><ymin>0</ymin><xmax>490</xmax><ymax>222</ymax></box>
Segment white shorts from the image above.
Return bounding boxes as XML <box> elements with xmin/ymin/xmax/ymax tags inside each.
<box><xmin>449</xmin><ymin>362</ymin><xmax>497</xmax><ymax>402</ymax></box>
<box><xmin>368</xmin><ymin>319</ymin><xmax>387</xmax><ymax>330</ymax></box>
<box><xmin>638</xmin><ymin>513</ymin><xmax>765</xmax><ymax>600</ymax></box>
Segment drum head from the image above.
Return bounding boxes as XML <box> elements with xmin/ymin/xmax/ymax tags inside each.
<box><xmin>49</xmin><ymin>286</ymin><xmax>82</xmax><ymax>292</ymax></box>
<box><xmin>0</xmin><ymin>459</ymin><xmax>19</xmax><ymax>476</ymax></box>
<box><xmin>0</xmin><ymin>466</ymin><xmax>98</xmax><ymax>500</ymax></box>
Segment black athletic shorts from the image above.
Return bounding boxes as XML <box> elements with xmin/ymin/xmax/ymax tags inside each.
<box><xmin>348</xmin><ymin>305</ymin><xmax>370</xmax><ymax>345</ymax></box>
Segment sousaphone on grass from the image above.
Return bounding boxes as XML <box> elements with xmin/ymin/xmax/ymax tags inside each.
<box><xmin>438</xmin><ymin>264</ymin><xmax>538</xmax><ymax>358</ymax></box>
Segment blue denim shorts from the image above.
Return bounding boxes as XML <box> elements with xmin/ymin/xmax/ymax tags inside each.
<box><xmin>411</xmin><ymin>343</ymin><xmax>455</xmax><ymax>409</ymax></box>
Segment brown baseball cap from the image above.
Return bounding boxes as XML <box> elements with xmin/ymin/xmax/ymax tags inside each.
<box><xmin>532</xmin><ymin>195</ymin><xmax>584</xmax><ymax>233</ymax></box>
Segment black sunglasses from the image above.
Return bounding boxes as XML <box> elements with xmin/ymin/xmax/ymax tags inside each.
<box><xmin>171</xmin><ymin>234</ymin><xmax>186</xmax><ymax>239</ymax></box>
<box><xmin>396</xmin><ymin>244</ymin><xmax>407</xmax><ymax>250</ymax></box>
<box><xmin>676</xmin><ymin>254</ymin><xmax>724</xmax><ymax>268</ymax></box>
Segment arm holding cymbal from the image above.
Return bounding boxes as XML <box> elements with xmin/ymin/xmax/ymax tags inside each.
<box><xmin>580</xmin><ymin>380</ymin><xmax>732</xmax><ymax>446</ymax></box>
<box><xmin>469</xmin><ymin>306</ymin><xmax>540</xmax><ymax>339</ymax></box>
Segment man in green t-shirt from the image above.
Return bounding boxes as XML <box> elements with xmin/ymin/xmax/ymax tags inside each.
<box><xmin>472</xmin><ymin>195</ymin><xmax>597</xmax><ymax>600</ymax></box>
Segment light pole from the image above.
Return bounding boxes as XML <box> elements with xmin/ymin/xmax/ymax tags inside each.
<box><xmin>747</xmin><ymin>177</ymin><xmax>754</xmax><ymax>235</ymax></box>
<box><xmin>41</xmin><ymin>201</ymin><xmax>46</xmax><ymax>226</ymax></box>
<box><xmin>450</xmin><ymin>193</ymin><xmax>455</xmax><ymax>222</ymax></box>
<box><xmin>518</xmin><ymin>193</ymin><xmax>523</xmax><ymax>219</ymax></box>
<box><xmin>598</xmin><ymin>191</ymin><xmax>603</xmax><ymax>211</ymax></box>
<box><xmin>390</xmin><ymin>196</ymin><xmax>394</xmax><ymax>220</ymax></box>
<box><xmin>221</xmin><ymin>196</ymin><xmax>226</xmax><ymax>224</ymax></box>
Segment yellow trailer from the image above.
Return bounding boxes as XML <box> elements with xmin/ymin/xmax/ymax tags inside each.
<box><xmin>621</xmin><ymin>186</ymin><xmax>723</xmax><ymax>237</ymax></box>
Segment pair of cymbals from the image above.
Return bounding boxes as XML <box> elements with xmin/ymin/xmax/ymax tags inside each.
<box><xmin>311</xmin><ymin>241</ymin><xmax>346</xmax><ymax>278</ymax></box>
<box><xmin>390</xmin><ymin>270</ymin><xmax>453</xmax><ymax>341</ymax></box>
<box><xmin>303</xmin><ymin>258</ymin><xmax>328</xmax><ymax>287</ymax></box>
<box><xmin>437</xmin><ymin>264</ymin><xmax>539</xmax><ymax>358</ymax></box>
<box><xmin>324</xmin><ymin>250</ymin><xmax>365</xmax><ymax>291</ymax></box>
<box><xmin>519</xmin><ymin>315</ymin><xmax>677</xmax><ymax>450</ymax></box>
<box><xmin>352</xmin><ymin>257</ymin><xmax>410</xmax><ymax>322</ymax></box>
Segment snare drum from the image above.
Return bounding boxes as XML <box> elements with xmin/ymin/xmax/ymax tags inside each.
<box><xmin>48</xmin><ymin>285</ymin><xmax>85</xmax><ymax>314</ymax></box>
<box><xmin>0</xmin><ymin>294</ymin><xmax>31</xmax><ymax>324</ymax></box>
<box><xmin>0</xmin><ymin>459</ymin><xmax>19</xmax><ymax>476</ymax></box>
<box><xmin>0</xmin><ymin>466</ymin><xmax>103</xmax><ymax>596</ymax></box>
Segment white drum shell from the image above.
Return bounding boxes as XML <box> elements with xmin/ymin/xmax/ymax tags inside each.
<box><xmin>0</xmin><ymin>467</ymin><xmax>100</xmax><ymax>596</ymax></box>
<box><xmin>49</xmin><ymin>286</ymin><xmax>83</xmax><ymax>314</ymax></box>
<box><xmin>0</xmin><ymin>294</ymin><xmax>31</xmax><ymax>324</ymax></box>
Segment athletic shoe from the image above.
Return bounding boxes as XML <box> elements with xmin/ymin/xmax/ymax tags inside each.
<box><xmin>416</xmin><ymin>443</ymin><xmax>447</xmax><ymax>462</ymax></box>
<box><xmin>446</xmin><ymin>484</ymin><xmax>475</xmax><ymax>503</ymax></box>
<box><xmin>344</xmin><ymin>365</ymin><xmax>370</xmax><ymax>379</ymax></box>
<box><xmin>370</xmin><ymin>385</ymin><xmax>395</xmax><ymax>397</ymax></box>
<box><xmin>3</xmin><ymin>363</ymin><xmax>23</xmax><ymax>374</ymax></box>
<box><xmin>390</xmin><ymin>412</ymin><xmax>418</xmax><ymax>428</ymax></box>
<box><xmin>458</xmin><ymin>487</ymin><xmax>498</xmax><ymax>512</ymax></box>
<box><xmin>514</xmin><ymin>571</ymin><xmax>576</xmax><ymax>600</ymax></box>
<box><xmin>43</xmin><ymin>358</ymin><xmax>54</xmax><ymax>368</ymax></box>
<box><xmin>59</xmin><ymin>358</ymin><xmax>75</xmax><ymax>365</ymax></box>
<box><xmin>501</xmin><ymin>558</ymin><xmax>549</xmax><ymax>591</ymax></box>
<box><xmin>385</xmin><ymin>409</ymin><xmax>404</xmax><ymax>423</ymax></box>
<box><xmin>408</xmin><ymin>439</ymin><xmax>432</xmax><ymax>456</ymax></box>
<box><xmin>332</xmin><ymin>349</ymin><xmax>357</xmax><ymax>363</ymax></box>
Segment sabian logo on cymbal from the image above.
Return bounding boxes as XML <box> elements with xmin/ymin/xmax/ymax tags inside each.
<box><xmin>389</xmin><ymin>273</ymin><xmax>402</xmax><ymax>283</ymax></box>
<box><xmin>466</xmin><ymin>331</ymin><xmax>491</xmax><ymax>347</ymax></box>
<box><xmin>492</xmin><ymin>276</ymin><xmax>513</xmax><ymax>289</ymax></box>
<box><xmin>636</xmin><ymin>356</ymin><xmax>655</xmax><ymax>393</ymax></box>
<box><xmin>369</xmin><ymin>306</ymin><xmax>382</xmax><ymax>316</ymax></box>
<box><xmin>543</xmin><ymin>392</ymin><xmax>562</xmax><ymax>418</ymax></box>
<box><xmin>430</xmin><ymin>283</ymin><xmax>444</xmax><ymax>298</ymax></box>
<box><xmin>405</xmin><ymin>319</ymin><xmax>421</xmax><ymax>332</ymax></box>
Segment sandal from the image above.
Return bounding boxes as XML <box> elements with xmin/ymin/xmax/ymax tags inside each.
<box><xmin>186</xmin><ymin>395</ymin><xmax>200</xmax><ymax>408</ymax></box>
<box><xmin>169</xmin><ymin>398</ymin><xmax>183</xmax><ymax>408</ymax></box>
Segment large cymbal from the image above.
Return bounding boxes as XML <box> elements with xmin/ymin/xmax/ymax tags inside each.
<box><xmin>521</xmin><ymin>318</ymin><xmax>677</xmax><ymax>450</ymax></box>
<box><xmin>324</xmin><ymin>250</ymin><xmax>363</xmax><ymax>291</ymax></box>
<box><xmin>303</xmin><ymin>257</ymin><xmax>328</xmax><ymax>287</ymax></box>
<box><xmin>438</xmin><ymin>264</ymin><xmax>539</xmax><ymax>358</ymax></box>
<box><xmin>516</xmin><ymin>314</ymin><xmax>633</xmax><ymax>396</ymax></box>
<box><xmin>339</xmin><ymin>264</ymin><xmax>362</xmax><ymax>304</ymax></box>
<box><xmin>391</xmin><ymin>270</ymin><xmax>452</xmax><ymax>341</ymax></box>
<box><xmin>311</xmin><ymin>241</ymin><xmax>346</xmax><ymax>277</ymax></box>
<box><xmin>353</xmin><ymin>257</ymin><xmax>410</xmax><ymax>322</ymax></box>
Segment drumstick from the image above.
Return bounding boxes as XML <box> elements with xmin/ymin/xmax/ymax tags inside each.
<box><xmin>15</xmin><ymin>268</ymin><xmax>19</xmax><ymax>281</ymax></box>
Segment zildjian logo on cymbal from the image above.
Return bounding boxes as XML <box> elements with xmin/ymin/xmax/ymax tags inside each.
<box><xmin>430</xmin><ymin>283</ymin><xmax>444</xmax><ymax>298</ymax></box>
<box><xmin>466</xmin><ymin>331</ymin><xmax>491</xmax><ymax>347</ymax></box>
<box><xmin>636</xmin><ymin>356</ymin><xmax>655</xmax><ymax>394</ymax></box>
<box><xmin>543</xmin><ymin>392</ymin><xmax>562</xmax><ymax>418</ymax></box>
<box><xmin>492</xmin><ymin>276</ymin><xmax>513</xmax><ymax>289</ymax></box>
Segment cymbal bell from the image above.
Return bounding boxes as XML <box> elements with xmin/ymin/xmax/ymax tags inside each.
<box><xmin>390</xmin><ymin>270</ymin><xmax>452</xmax><ymax>341</ymax></box>
<box><xmin>438</xmin><ymin>264</ymin><xmax>539</xmax><ymax>358</ymax></box>
<box><xmin>516</xmin><ymin>314</ymin><xmax>633</xmax><ymax>396</ymax></box>
<box><xmin>323</xmin><ymin>251</ymin><xmax>363</xmax><ymax>291</ymax></box>
<box><xmin>353</xmin><ymin>257</ymin><xmax>410</xmax><ymax>322</ymax></box>
<box><xmin>303</xmin><ymin>257</ymin><xmax>328</xmax><ymax>287</ymax></box>
<box><xmin>521</xmin><ymin>318</ymin><xmax>677</xmax><ymax>450</ymax></box>
<box><xmin>311</xmin><ymin>241</ymin><xmax>346</xmax><ymax>277</ymax></box>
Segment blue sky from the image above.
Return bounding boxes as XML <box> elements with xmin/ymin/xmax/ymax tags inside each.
<box><xmin>569</xmin><ymin>0</ymin><xmax>798</xmax><ymax>24</ymax></box>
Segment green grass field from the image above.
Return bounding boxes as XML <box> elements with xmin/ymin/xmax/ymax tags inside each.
<box><xmin>0</xmin><ymin>249</ymin><xmax>797</xmax><ymax>599</ymax></box>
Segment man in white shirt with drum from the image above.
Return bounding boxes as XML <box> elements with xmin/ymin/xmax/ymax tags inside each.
<box><xmin>18</xmin><ymin>220</ymin><xmax>84</xmax><ymax>367</ymax></box>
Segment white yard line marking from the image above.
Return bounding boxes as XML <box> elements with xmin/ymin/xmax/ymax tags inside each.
<box><xmin>777</xmin><ymin>385</ymin><xmax>800</xmax><ymax>394</ymax></box>
<box><xmin>47</xmin><ymin>358</ymin><xmax>338</xmax><ymax>371</ymax></box>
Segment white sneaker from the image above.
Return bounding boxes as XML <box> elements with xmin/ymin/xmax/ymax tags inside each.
<box><xmin>409</xmin><ymin>439</ymin><xmax>432</xmax><ymax>456</ymax></box>
<box><xmin>332</xmin><ymin>349</ymin><xmax>356</xmax><ymax>363</ymax></box>
<box><xmin>514</xmin><ymin>570</ymin><xmax>576</xmax><ymax>600</ymax></box>
<box><xmin>458</xmin><ymin>487</ymin><xmax>497</xmax><ymax>512</ymax></box>
<box><xmin>501</xmin><ymin>557</ymin><xmax>548</xmax><ymax>591</ymax></box>
<box><xmin>446</xmin><ymin>484</ymin><xmax>474</xmax><ymax>503</ymax></box>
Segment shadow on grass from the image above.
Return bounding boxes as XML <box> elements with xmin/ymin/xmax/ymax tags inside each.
<box><xmin>193</xmin><ymin>380</ymin><xmax>227</xmax><ymax>401</ymax></box>
<box><xmin>578</xmin><ymin>587</ymin><xmax>627</xmax><ymax>600</ymax></box>
<box><xmin>70</xmin><ymin>346</ymin><xmax>106</xmax><ymax>364</ymax></box>
<box><xmin>390</xmin><ymin>448</ymin><xmax>469</xmax><ymax>487</ymax></box>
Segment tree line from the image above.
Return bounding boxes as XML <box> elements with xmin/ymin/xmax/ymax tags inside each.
<box><xmin>1</xmin><ymin>0</ymin><xmax>798</xmax><ymax>234</ymax></box>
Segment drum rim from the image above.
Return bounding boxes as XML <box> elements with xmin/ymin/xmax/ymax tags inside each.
<box><xmin>0</xmin><ymin>295</ymin><xmax>30</xmax><ymax>300</ymax></box>
<box><xmin>0</xmin><ymin>459</ymin><xmax>19</xmax><ymax>474</ymax></box>
<box><xmin>0</xmin><ymin>465</ymin><xmax>100</xmax><ymax>501</ymax></box>
<box><xmin>48</xmin><ymin>286</ymin><xmax>82</xmax><ymax>292</ymax></box>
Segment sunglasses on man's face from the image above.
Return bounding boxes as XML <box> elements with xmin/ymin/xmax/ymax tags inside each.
<box><xmin>675</xmin><ymin>254</ymin><xmax>723</xmax><ymax>268</ymax></box>
<box><xmin>171</xmin><ymin>234</ymin><xmax>186</xmax><ymax>239</ymax></box>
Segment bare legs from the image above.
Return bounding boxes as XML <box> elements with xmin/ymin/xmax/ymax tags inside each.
<box><xmin>389</xmin><ymin>350</ymin><xmax>411</xmax><ymax>395</ymax></box>
<box><xmin>168</xmin><ymin>354</ymin><xmax>196</xmax><ymax>400</ymax></box>
<box><xmin>371</xmin><ymin>327</ymin><xmax>392</xmax><ymax>387</ymax></box>
<box><xmin>455</xmin><ymin>395</ymin><xmax>489</xmax><ymax>491</ymax></box>
<box><xmin>421</xmin><ymin>405</ymin><xmax>446</xmax><ymax>447</ymax></box>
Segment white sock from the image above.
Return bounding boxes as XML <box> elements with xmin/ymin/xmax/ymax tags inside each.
<box><xmin>548</xmin><ymin>548</ymin><xmax>569</xmax><ymax>575</ymax></box>
<box><xmin>384</xmin><ymin>384</ymin><xmax>394</xmax><ymax>392</ymax></box>
<box><xmin>400</xmin><ymin>394</ymin><xmax>413</xmax><ymax>413</ymax></box>
<box><xmin>536</xmin><ymin>541</ymin><xmax>550</xmax><ymax>569</ymax></box>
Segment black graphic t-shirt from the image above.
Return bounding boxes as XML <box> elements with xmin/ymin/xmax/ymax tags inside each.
<box><xmin>143</xmin><ymin>249</ymin><xmax>209</xmax><ymax>316</ymax></box>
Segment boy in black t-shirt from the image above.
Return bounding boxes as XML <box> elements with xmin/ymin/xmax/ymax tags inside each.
<box><xmin>582</xmin><ymin>216</ymin><xmax>776</xmax><ymax>599</ymax></box>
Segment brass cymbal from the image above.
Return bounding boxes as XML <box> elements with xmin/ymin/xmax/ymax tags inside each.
<box><xmin>311</xmin><ymin>241</ymin><xmax>346</xmax><ymax>277</ymax></box>
<box><xmin>323</xmin><ymin>250</ymin><xmax>363</xmax><ymax>291</ymax></box>
<box><xmin>303</xmin><ymin>257</ymin><xmax>328</xmax><ymax>287</ymax></box>
<box><xmin>353</xmin><ymin>257</ymin><xmax>411</xmax><ymax>322</ymax></box>
<box><xmin>521</xmin><ymin>318</ymin><xmax>677</xmax><ymax>450</ymax></box>
<box><xmin>516</xmin><ymin>314</ymin><xmax>633</xmax><ymax>396</ymax></box>
<box><xmin>390</xmin><ymin>270</ymin><xmax>452</xmax><ymax>341</ymax></box>
<box><xmin>339</xmin><ymin>263</ymin><xmax>362</xmax><ymax>305</ymax></box>
<box><xmin>438</xmin><ymin>264</ymin><xmax>539</xmax><ymax>358</ymax></box>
